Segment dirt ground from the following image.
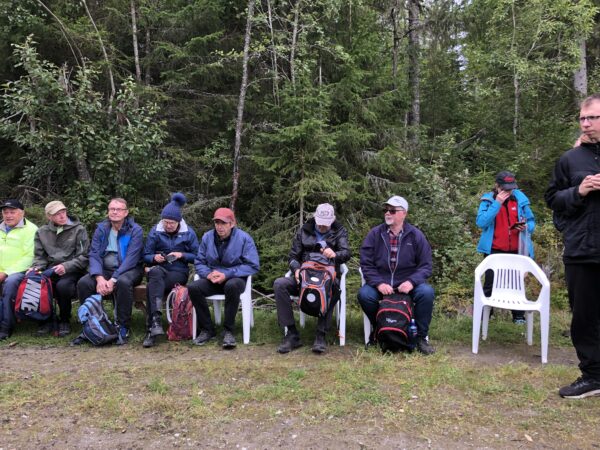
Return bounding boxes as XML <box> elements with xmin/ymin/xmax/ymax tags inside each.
<box><xmin>0</xmin><ymin>339</ymin><xmax>591</xmax><ymax>450</ymax></box>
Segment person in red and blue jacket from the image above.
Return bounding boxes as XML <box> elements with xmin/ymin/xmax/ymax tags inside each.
<box><xmin>73</xmin><ymin>198</ymin><xmax>143</xmax><ymax>345</ymax></box>
<box><xmin>358</xmin><ymin>196</ymin><xmax>435</xmax><ymax>355</ymax></box>
<box><xmin>476</xmin><ymin>171</ymin><xmax>535</xmax><ymax>324</ymax></box>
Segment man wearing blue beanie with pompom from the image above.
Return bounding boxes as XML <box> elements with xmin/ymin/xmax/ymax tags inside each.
<box><xmin>141</xmin><ymin>193</ymin><xmax>199</xmax><ymax>348</ymax></box>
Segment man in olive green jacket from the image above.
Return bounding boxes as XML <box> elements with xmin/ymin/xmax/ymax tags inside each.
<box><xmin>0</xmin><ymin>199</ymin><xmax>38</xmax><ymax>340</ymax></box>
<box><xmin>31</xmin><ymin>201</ymin><xmax>89</xmax><ymax>337</ymax></box>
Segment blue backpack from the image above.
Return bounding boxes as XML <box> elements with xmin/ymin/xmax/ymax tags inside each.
<box><xmin>77</xmin><ymin>295</ymin><xmax>118</xmax><ymax>346</ymax></box>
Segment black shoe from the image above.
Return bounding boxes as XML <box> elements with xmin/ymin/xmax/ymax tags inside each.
<box><xmin>149</xmin><ymin>315</ymin><xmax>165</xmax><ymax>337</ymax></box>
<box><xmin>312</xmin><ymin>333</ymin><xmax>327</xmax><ymax>354</ymax></box>
<box><xmin>193</xmin><ymin>329</ymin><xmax>216</xmax><ymax>346</ymax></box>
<box><xmin>416</xmin><ymin>337</ymin><xmax>436</xmax><ymax>355</ymax></box>
<box><xmin>222</xmin><ymin>331</ymin><xmax>237</xmax><ymax>349</ymax></box>
<box><xmin>58</xmin><ymin>322</ymin><xmax>71</xmax><ymax>338</ymax></box>
<box><xmin>559</xmin><ymin>377</ymin><xmax>600</xmax><ymax>399</ymax></box>
<box><xmin>0</xmin><ymin>330</ymin><xmax>10</xmax><ymax>341</ymax></box>
<box><xmin>36</xmin><ymin>322</ymin><xmax>52</xmax><ymax>336</ymax></box>
<box><xmin>142</xmin><ymin>332</ymin><xmax>156</xmax><ymax>348</ymax></box>
<box><xmin>277</xmin><ymin>332</ymin><xmax>302</xmax><ymax>354</ymax></box>
<box><xmin>365</xmin><ymin>331</ymin><xmax>377</xmax><ymax>350</ymax></box>
<box><xmin>70</xmin><ymin>334</ymin><xmax>86</xmax><ymax>346</ymax></box>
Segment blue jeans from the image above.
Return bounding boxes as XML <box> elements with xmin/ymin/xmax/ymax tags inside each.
<box><xmin>357</xmin><ymin>283</ymin><xmax>435</xmax><ymax>338</ymax></box>
<box><xmin>0</xmin><ymin>272</ymin><xmax>26</xmax><ymax>332</ymax></box>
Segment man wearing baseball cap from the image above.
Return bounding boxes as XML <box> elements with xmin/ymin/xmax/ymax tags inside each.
<box><xmin>357</xmin><ymin>195</ymin><xmax>436</xmax><ymax>354</ymax></box>
<box><xmin>273</xmin><ymin>203</ymin><xmax>351</xmax><ymax>354</ymax></box>
<box><xmin>0</xmin><ymin>199</ymin><xmax>38</xmax><ymax>340</ymax></box>
<box><xmin>188</xmin><ymin>207</ymin><xmax>259</xmax><ymax>349</ymax></box>
<box><xmin>29</xmin><ymin>200</ymin><xmax>90</xmax><ymax>337</ymax></box>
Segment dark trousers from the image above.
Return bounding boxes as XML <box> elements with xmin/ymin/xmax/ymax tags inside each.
<box><xmin>273</xmin><ymin>276</ymin><xmax>338</xmax><ymax>335</ymax></box>
<box><xmin>0</xmin><ymin>272</ymin><xmax>25</xmax><ymax>332</ymax></box>
<box><xmin>565</xmin><ymin>263</ymin><xmax>600</xmax><ymax>381</ymax></box>
<box><xmin>187</xmin><ymin>277</ymin><xmax>246</xmax><ymax>333</ymax></box>
<box><xmin>483</xmin><ymin>250</ymin><xmax>524</xmax><ymax>320</ymax></box>
<box><xmin>50</xmin><ymin>272</ymin><xmax>84</xmax><ymax>323</ymax></box>
<box><xmin>77</xmin><ymin>266</ymin><xmax>143</xmax><ymax>329</ymax></box>
<box><xmin>145</xmin><ymin>266</ymin><xmax>188</xmax><ymax>328</ymax></box>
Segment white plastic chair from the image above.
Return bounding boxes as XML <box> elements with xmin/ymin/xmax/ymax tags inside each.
<box><xmin>184</xmin><ymin>275</ymin><xmax>254</xmax><ymax>344</ymax></box>
<box><xmin>472</xmin><ymin>254</ymin><xmax>550</xmax><ymax>363</ymax></box>
<box><xmin>285</xmin><ymin>263</ymin><xmax>348</xmax><ymax>346</ymax></box>
<box><xmin>359</xmin><ymin>268</ymin><xmax>373</xmax><ymax>344</ymax></box>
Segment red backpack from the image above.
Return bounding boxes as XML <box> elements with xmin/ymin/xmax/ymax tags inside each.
<box><xmin>166</xmin><ymin>285</ymin><xmax>194</xmax><ymax>341</ymax></box>
<box><xmin>15</xmin><ymin>270</ymin><xmax>55</xmax><ymax>322</ymax></box>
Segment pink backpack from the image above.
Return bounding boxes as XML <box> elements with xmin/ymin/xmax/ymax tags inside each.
<box><xmin>166</xmin><ymin>285</ymin><xmax>194</xmax><ymax>341</ymax></box>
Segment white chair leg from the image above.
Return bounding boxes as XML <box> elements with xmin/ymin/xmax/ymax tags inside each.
<box><xmin>481</xmin><ymin>306</ymin><xmax>491</xmax><ymax>340</ymax></box>
<box><xmin>540</xmin><ymin>309</ymin><xmax>549</xmax><ymax>364</ymax></box>
<box><xmin>338</xmin><ymin>296</ymin><xmax>346</xmax><ymax>346</ymax></box>
<box><xmin>241</xmin><ymin>294</ymin><xmax>252</xmax><ymax>344</ymax></box>
<box><xmin>300</xmin><ymin>310</ymin><xmax>306</xmax><ymax>328</ymax></box>
<box><xmin>213</xmin><ymin>299</ymin><xmax>222</xmax><ymax>325</ymax></box>
<box><xmin>192</xmin><ymin>307</ymin><xmax>197</xmax><ymax>339</ymax></box>
<box><xmin>526</xmin><ymin>311</ymin><xmax>534</xmax><ymax>346</ymax></box>
<box><xmin>363</xmin><ymin>313</ymin><xmax>371</xmax><ymax>345</ymax></box>
<box><xmin>472</xmin><ymin>302</ymin><xmax>482</xmax><ymax>355</ymax></box>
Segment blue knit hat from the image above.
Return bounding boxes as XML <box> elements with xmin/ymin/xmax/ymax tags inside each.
<box><xmin>161</xmin><ymin>193</ymin><xmax>186</xmax><ymax>222</ymax></box>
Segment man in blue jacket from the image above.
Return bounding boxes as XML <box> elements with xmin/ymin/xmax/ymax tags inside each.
<box><xmin>357</xmin><ymin>196</ymin><xmax>435</xmax><ymax>355</ymax></box>
<box><xmin>188</xmin><ymin>207</ymin><xmax>259</xmax><ymax>349</ymax></box>
<box><xmin>141</xmin><ymin>193</ymin><xmax>199</xmax><ymax>348</ymax></box>
<box><xmin>73</xmin><ymin>198</ymin><xmax>144</xmax><ymax>345</ymax></box>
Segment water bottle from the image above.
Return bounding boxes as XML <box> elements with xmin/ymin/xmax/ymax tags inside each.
<box><xmin>409</xmin><ymin>319</ymin><xmax>418</xmax><ymax>347</ymax></box>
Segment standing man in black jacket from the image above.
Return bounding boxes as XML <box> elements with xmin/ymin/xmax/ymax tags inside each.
<box><xmin>546</xmin><ymin>93</ymin><xmax>600</xmax><ymax>399</ymax></box>
<box><xmin>273</xmin><ymin>204</ymin><xmax>351</xmax><ymax>354</ymax></box>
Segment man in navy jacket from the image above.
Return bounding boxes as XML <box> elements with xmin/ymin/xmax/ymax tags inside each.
<box><xmin>73</xmin><ymin>198</ymin><xmax>143</xmax><ymax>345</ymax></box>
<box><xmin>358</xmin><ymin>196</ymin><xmax>435</xmax><ymax>354</ymax></box>
<box><xmin>188</xmin><ymin>207</ymin><xmax>259</xmax><ymax>349</ymax></box>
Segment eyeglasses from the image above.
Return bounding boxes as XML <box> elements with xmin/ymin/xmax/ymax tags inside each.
<box><xmin>108</xmin><ymin>208</ymin><xmax>127</xmax><ymax>213</ymax></box>
<box><xmin>578</xmin><ymin>115</ymin><xmax>600</xmax><ymax>123</ymax></box>
<box><xmin>383</xmin><ymin>208</ymin><xmax>405</xmax><ymax>215</ymax></box>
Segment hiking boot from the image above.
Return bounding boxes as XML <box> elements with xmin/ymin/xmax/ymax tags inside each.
<box><xmin>0</xmin><ymin>329</ymin><xmax>10</xmax><ymax>341</ymax></box>
<box><xmin>559</xmin><ymin>377</ymin><xmax>600</xmax><ymax>399</ymax></box>
<box><xmin>222</xmin><ymin>330</ymin><xmax>237</xmax><ymax>349</ymax></box>
<box><xmin>277</xmin><ymin>332</ymin><xmax>302</xmax><ymax>354</ymax></box>
<box><xmin>149</xmin><ymin>314</ymin><xmax>165</xmax><ymax>337</ymax></box>
<box><xmin>70</xmin><ymin>334</ymin><xmax>86</xmax><ymax>346</ymax></box>
<box><xmin>36</xmin><ymin>322</ymin><xmax>52</xmax><ymax>336</ymax></box>
<box><xmin>58</xmin><ymin>322</ymin><xmax>71</xmax><ymax>338</ymax></box>
<box><xmin>142</xmin><ymin>332</ymin><xmax>156</xmax><ymax>348</ymax></box>
<box><xmin>193</xmin><ymin>329</ymin><xmax>215</xmax><ymax>346</ymax></box>
<box><xmin>416</xmin><ymin>337</ymin><xmax>436</xmax><ymax>355</ymax></box>
<box><xmin>115</xmin><ymin>327</ymin><xmax>129</xmax><ymax>346</ymax></box>
<box><xmin>312</xmin><ymin>333</ymin><xmax>327</xmax><ymax>354</ymax></box>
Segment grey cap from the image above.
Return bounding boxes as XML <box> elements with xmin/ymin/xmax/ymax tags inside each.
<box><xmin>384</xmin><ymin>196</ymin><xmax>408</xmax><ymax>211</ymax></box>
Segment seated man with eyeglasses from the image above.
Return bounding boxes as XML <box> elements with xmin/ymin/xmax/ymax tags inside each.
<box><xmin>357</xmin><ymin>196</ymin><xmax>435</xmax><ymax>355</ymax></box>
<box><xmin>72</xmin><ymin>198</ymin><xmax>144</xmax><ymax>346</ymax></box>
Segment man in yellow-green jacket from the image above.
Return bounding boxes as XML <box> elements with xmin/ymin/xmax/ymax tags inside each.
<box><xmin>0</xmin><ymin>199</ymin><xmax>38</xmax><ymax>340</ymax></box>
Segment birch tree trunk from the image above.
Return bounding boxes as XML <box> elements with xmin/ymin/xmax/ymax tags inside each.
<box><xmin>130</xmin><ymin>0</ymin><xmax>142</xmax><ymax>83</ymax></box>
<box><xmin>266</xmin><ymin>0</ymin><xmax>279</xmax><ymax>105</ymax></box>
<box><xmin>290</xmin><ymin>0</ymin><xmax>302</xmax><ymax>89</ymax></box>
<box><xmin>407</xmin><ymin>0</ymin><xmax>421</xmax><ymax>149</ymax></box>
<box><xmin>574</xmin><ymin>38</ymin><xmax>588</xmax><ymax>104</ymax></box>
<box><xmin>230</xmin><ymin>0</ymin><xmax>255</xmax><ymax>212</ymax></box>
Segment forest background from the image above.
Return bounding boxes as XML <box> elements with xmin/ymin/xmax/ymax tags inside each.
<box><xmin>0</xmin><ymin>0</ymin><xmax>598</xmax><ymax>308</ymax></box>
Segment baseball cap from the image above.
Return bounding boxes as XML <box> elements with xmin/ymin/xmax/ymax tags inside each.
<box><xmin>213</xmin><ymin>207</ymin><xmax>236</xmax><ymax>224</ymax></box>
<box><xmin>45</xmin><ymin>200</ymin><xmax>67</xmax><ymax>216</ymax></box>
<box><xmin>384</xmin><ymin>196</ymin><xmax>408</xmax><ymax>212</ymax></box>
<box><xmin>314</xmin><ymin>203</ymin><xmax>336</xmax><ymax>227</ymax></box>
<box><xmin>495</xmin><ymin>171</ymin><xmax>518</xmax><ymax>190</ymax></box>
<box><xmin>1</xmin><ymin>199</ymin><xmax>24</xmax><ymax>210</ymax></box>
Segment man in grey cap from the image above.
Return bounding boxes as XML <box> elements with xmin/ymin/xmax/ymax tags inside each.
<box><xmin>273</xmin><ymin>203</ymin><xmax>351</xmax><ymax>354</ymax></box>
<box><xmin>357</xmin><ymin>196</ymin><xmax>436</xmax><ymax>354</ymax></box>
<box><xmin>0</xmin><ymin>199</ymin><xmax>38</xmax><ymax>340</ymax></box>
<box><xmin>29</xmin><ymin>200</ymin><xmax>90</xmax><ymax>337</ymax></box>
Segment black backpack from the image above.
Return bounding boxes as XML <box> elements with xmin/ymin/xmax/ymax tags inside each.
<box><xmin>298</xmin><ymin>260</ymin><xmax>336</xmax><ymax>318</ymax></box>
<box><xmin>376</xmin><ymin>293</ymin><xmax>416</xmax><ymax>352</ymax></box>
